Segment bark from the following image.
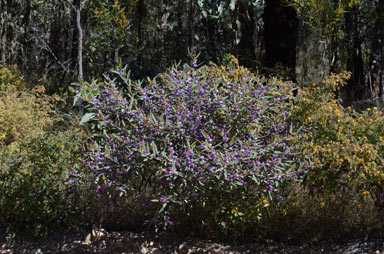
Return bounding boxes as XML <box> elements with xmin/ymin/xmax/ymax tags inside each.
<box><xmin>73</xmin><ymin>0</ymin><xmax>83</xmax><ymax>79</ymax></box>
<box><xmin>206</xmin><ymin>8</ymin><xmax>216</xmax><ymax>62</ymax></box>
<box><xmin>22</xmin><ymin>0</ymin><xmax>31</xmax><ymax>69</ymax></box>
<box><xmin>0</xmin><ymin>0</ymin><xmax>7</xmax><ymax>65</ymax></box>
<box><xmin>295</xmin><ymin>22</ymin><xmax>330</xmax><ymax>85</ymax></box>
<box><xmin>137</xmin><ymin>0</ymin><xmax>146</xmax><ymax>47</ymax></box>
<box><xmin>369</xmin><ymin>1</ymin><xmax>384</xmax><ymax>100</ymax></box>
<box><xmin>188</xmin><ymin>0</ymin><xmax>195</xmax><ymax>63</ymax></box>
<box><xmin>345</xmin><ymin>6</ymin><xmax>364</xmax><ymax>101</ymax></box>
<box><xmin>77</xmin><ymin>0</ymin><xmax>83</xmax><ymax>79</ymax></box>
<box><xmin>237</xmin><ymin>1</ymin><xmax>256</xmax><ymax>68</ymax></box>
<box><xmin>71</xmin><ymin>0</ymin><xmax>78</xmax><ymax>73</ymax></box>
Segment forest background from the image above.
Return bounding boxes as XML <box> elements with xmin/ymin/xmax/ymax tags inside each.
<box><xmin>1</xmin><ymin>0</ymin><xmax>383</xmax><ymax>103</ymax></box>
<box><xmin>1</xmin><ymin>0</ymin><xmax>384</xmax><ymax>244</ymax></box>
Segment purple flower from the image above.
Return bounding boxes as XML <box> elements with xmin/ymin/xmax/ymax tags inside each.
<box><xmin>165</xmin><ymin>216</ymin><xmax>174</xmax><ymax>226</ymax></box>
<box><xmin>159</xmin><ymin>197</ymin><xmax>169</xmax><ymax>203</ymax></box>
<box><xmin>96</xmin><ymin>185</ymin><xmax>103</xmax><ymax>193</ymax></box>
<box><xmin>82</xmin><ymin>61</ymin><xmax>299</xmax><ymax>227</ymax></box>
<box><xmin>65</xmin><ymin>178</ymin><xmax>74</xmax><ymax>184</ymax></box>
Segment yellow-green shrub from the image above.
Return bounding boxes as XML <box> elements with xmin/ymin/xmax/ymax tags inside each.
<box><xmin>0</xmin><ymin>65</ymin><xmax>26</xmax><ymax>91</ymax></box>
<box><xmin>0</xmin><ymin>72</ymin><xmax>90</xmax><ymax>236</ymax></box>
<box><xmin>0</xmin><ymin>88</ymin><xmax>54</xmax><ymax>152</ymax></box>
<box><xmin>0</xmin><ymin>130</ymin><xmax>88</xmax><ymax>236</ymax></box>
<box><xmin>293</xmin><ymin>72</ymin><xmax>384</xmax><ymax>210</ymax></box>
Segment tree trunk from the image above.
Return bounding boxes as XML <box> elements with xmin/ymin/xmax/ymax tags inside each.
<box><xmin>21</xmin><ymin>0</ymin><xmax>31</xmax><ymax>70</ymax></box>
<box><xmin>0</xmin><ymin>0</ymin><xmax>7</xmax><ymax>65</ymax></box>
<box><xmin>206</xmin><ymin>6</ymin><xmax>216</xmax><ymax>62</ymax></box>
<box><xmin>188</xmin><ymin>0</ymin><xmax>195</xmax><ymax>64</ymax></box>
<box><xmin>237</xmin><ymin>1</ymin><xmax>256</xmax><ymax>68</ymax></box>
<box><xmin>345</xmin><ymin>5</ymin><xmax>364</xmax><ymax>101</ymax></box>
<box><xmin>74</xmin><ymin>0</ymin><xmax>83</xmax><ymax>79</ymax></box>
<box><xmin>295</xmin><ymin>21</ymin><xmax>330</xmax><ymax>85</ymax></box>
<box><xmin>137</xmin><ymin>0</ymin><xmax>146</xmax><ymax>47</ymax></box>
<box><xmin>369</xmin><ymin>1</ymin><xmax>384</xmax><ymax>100</ymax></box>
<box><xmin>263</xmin><ymin>0</ymin><xmax>298</xmax><ymax>79</ymax></box>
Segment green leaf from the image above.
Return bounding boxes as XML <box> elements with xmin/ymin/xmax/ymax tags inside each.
<box><xmin>151</xmin><ymin>141</ymin><xmax>158</xmax><ymax>156</ymax></box>
<box><xmin>79</xmin><ymin>113</ymin><xmax>95</xmax><ymax>125</ymax></box>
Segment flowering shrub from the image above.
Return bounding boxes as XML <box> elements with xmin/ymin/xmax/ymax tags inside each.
<box><xmin>79</xmin><ymin>58</ymin><xmax>301</xmax><ymax>235</ymax></box>
<box><xmin>0</xmin><ymin>75</ymin><xmax>89</xmax><ymax>236</ymax></box>
<box><xmin>293</xmin><ymin>72</ymin><xmax>384</xmax><ymax>210</ymax></box>
<box><xmin>0</xmin><ymin>130</ymin><xmax>88</xmax><ymax>236</ymax></box>
<box><xmin>0</xmin><ymin>88</ymin><xmax>54</xmax><ymax>153</ymax></box>
<box><xmin>0</xmin><ymin>65</ymin><xmax>26</xmax><ymax>91</ymax></box>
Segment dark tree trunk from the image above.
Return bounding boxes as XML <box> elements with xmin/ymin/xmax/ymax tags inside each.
<box><xmin>237</xmin><ymin>1</ymin><xmax>256</xmax><ymax>68</ymax></box>
<box><xmin>206</xmin><ymin>10</ymin><xmax>216</xmax><ymax>62</ymax></box>
<box><xmin>22</xmin><ymin>0</ymin><xmax>31</xmax><ymax>42</ymax></box>
<box><xmin>345</xmin><ymin>6</ymin><xmax>364</xmax><ymax>101</ymax></box>
<box><xmin>136</xmin><ymin>0</ymin><xmax>146</xmax><ymax>47</ymax></box>
<box><xmin>263</xmin><ymin>0</ymin><xmax>298</xmax><ymax>78</ymax></box>
<box><xmin>21</xmin><ymin>0</ymin><xmax>31</xmax><ymax>70</ymax></box>
<box><xmin>50</xmin><ymin>16</ymin><xmax>62</xmax><ymax>64</ymax></box>
<box><xmin>369</xmin><ymin>1</ymin><xmax>384</xmax><ymax>100</ymax></box>
<box><xmin>71</xmin><ymin>0</ymin><xmax>78</xmax><ymax>73</ymax></box>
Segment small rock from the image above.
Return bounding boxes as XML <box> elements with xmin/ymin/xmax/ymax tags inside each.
<box><xmin>83</xmin><ymin>228</ymin><xmax>107</xmax><ymax>244</ymax></box>
<box><xmin>83</xmin><ymin>234</ymin><xmax>92</xmax><ymax>245</ymax></box>
<box><xmin>179</xmin><ymin>243</ymin><xmax>185</xmax><ymax>250</ymax></box>
<box><xmin>92</xmin><ymin>228</ymin><xmax>107</xmax><ymax>239</ymax></box>
<box><xmin>61</xmin><ymin>243</ymin><xmax>70</xmax><ymax>251</ymax></box>
<box><xmin>141</xmin><ymin>246</ymin><xmax>148</xmax><ymax>254</ymax></box>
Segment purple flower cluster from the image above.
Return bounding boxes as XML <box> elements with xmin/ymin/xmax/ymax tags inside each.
<box><xmin>81</xmin><ymin>63</ymin><xmax>300</xmax><ymax>227</ymax></box>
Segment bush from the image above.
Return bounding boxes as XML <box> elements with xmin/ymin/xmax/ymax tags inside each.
<box><xmin>0</xmin><ymin>88</ymin><xmax>54</xmax><ymax>153</ymax></box>
<box><xmin>293</xmin><ymin>72</ymin><xmax>384</xmax><ymax>212</ymax></box>
<box><xmin>0</xmin><ymin>74</ymin><xmax>89</xmax><ymax>236</ymax></box>
<box><xmin>0</xmin><ymin>65</ymin><xmax>26</xmax><ymax>91</ymax></box>
<box><xmin>78</xmin><ymin>58</ymin><xmax>302</xmax><ymax>238</ymax></box>
<box><xmin>0</xmin><ymin>130</ymin><xmax>88</xmax><ymax>237</ymax></box>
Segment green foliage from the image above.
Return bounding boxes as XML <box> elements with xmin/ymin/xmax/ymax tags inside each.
<box><xmin>0</xmin><ymin>130</ymin><xmax>87</xmax><ymax>236</ymax></box>
<box><xmin>86</xmin><ymin>0</ymin><xmax>131</xmax><ymax>66</ymax></box>
<box><xmin>0</xmin><ymin>72</ymin><xmax>89</xmax><ymax>237</ymax></box>
<box><xmin>196</xmin><ymin>0</ymin><xmax>262</xmax><ymax>64</ymax></box>
<box><xmin>285</xmin><ymin>0</ymin><xmax>345</xmax><ymax>38</ymax></box>
<box><xmin>0</xmin><ymin>88</ymin><xmax>54</xmax><ymax>153</ymax></box>
<box><xmin>0</xmin><ymin>65</ymin><xmax>26</xmax><ymax>91</ymax></box>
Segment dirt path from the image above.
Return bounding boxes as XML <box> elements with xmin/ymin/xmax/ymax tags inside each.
<box><xmin>1</xmin><ymin>229</ymin><xmax>384</xmax><ymax>254</ymax></box>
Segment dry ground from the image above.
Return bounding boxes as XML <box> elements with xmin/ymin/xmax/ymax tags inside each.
<box><xmin>1</xmin><ymin>229</ymin><xmax>384</xmax><ymax>254</ymax></box>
